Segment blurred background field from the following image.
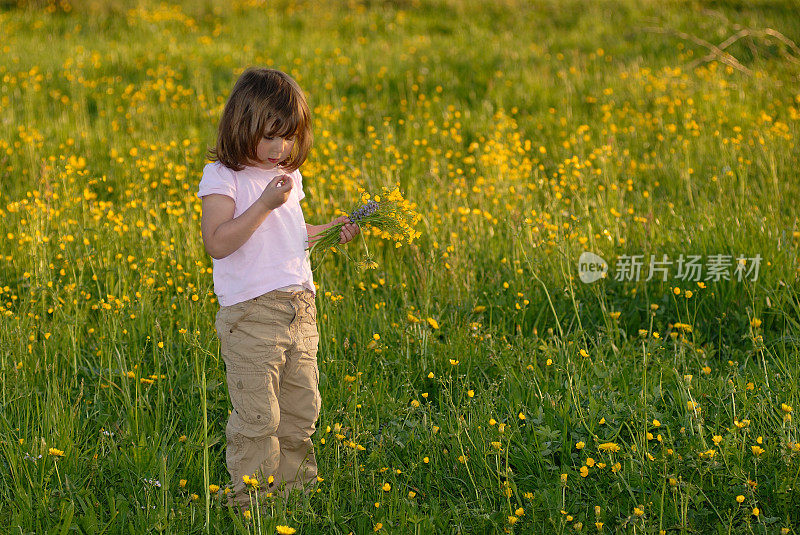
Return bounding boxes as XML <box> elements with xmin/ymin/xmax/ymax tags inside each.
<box><xmin>1</xmin><ymin>0</ymin><xmax>800</xmax><ymax>532</ymax></box>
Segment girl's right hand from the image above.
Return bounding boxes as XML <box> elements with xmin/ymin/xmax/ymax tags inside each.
<box><xmin>258</xmin><ymin>174</ymin><xmax>293</xmax><ymax>210</ymax></box>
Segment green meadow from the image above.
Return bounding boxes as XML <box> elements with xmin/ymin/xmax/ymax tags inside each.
<box><xmin>1</xmin><ymin>0</ymin><xmax>800</xmax><ymax>532</ymax></box>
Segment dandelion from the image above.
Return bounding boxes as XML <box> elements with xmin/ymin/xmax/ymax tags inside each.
<box><xmin>598</xmin><ymin>442</ymin><xmax>620</xmax><ymax>453</ymax></box>
<box><xmin>276</xmin><ymin>526</ymin><xmax>297</xmax><ymax>535</ymax></box>
<box><xmin>48</xmin><ymin>448</ymin><xmax>65</xmax><ymax>458</ymax></box>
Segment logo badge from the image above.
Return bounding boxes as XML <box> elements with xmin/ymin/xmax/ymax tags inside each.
<box><xmin>578</xmin><ymin>252</ymin><xmax>608</xmax><ymax>283</ymax></box>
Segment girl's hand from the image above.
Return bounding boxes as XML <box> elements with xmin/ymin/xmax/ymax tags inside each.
<box><xmin>258</xmin><ymin>174</ymin><xmax>293</xmax><ymax>210</ymax></box>
<box><xmin>332</xmin><ymin>215</ymin><xmax>360</xmax><ymax>244</ymax></box>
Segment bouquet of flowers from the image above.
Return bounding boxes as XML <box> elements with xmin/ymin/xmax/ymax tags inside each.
<box><xmin>307</xmin><ymin>185</ymin><xmax>421</xmax><ymax>269</ymax></box>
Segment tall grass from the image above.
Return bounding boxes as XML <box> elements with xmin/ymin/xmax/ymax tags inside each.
<box><xmin>1</xmin><ymin>0</ymin><xmax>799</xmax><ymax>532</ymax></box>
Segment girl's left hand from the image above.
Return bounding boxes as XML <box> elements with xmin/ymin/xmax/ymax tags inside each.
<box><xmin>332</xmin><ymin>215</ymin><xmax>360</xmax><ymax>244</ymax></box>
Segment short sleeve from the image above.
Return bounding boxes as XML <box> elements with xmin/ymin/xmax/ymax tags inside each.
<box><xmin>294</xmin><ymin>169</ymin><xmax>305</xmax><ymax>202</ymax></box>
<box><xmin>197</xmin><ymin>162</ymin><xmax>236</xmax><ymax>200</ymax></box>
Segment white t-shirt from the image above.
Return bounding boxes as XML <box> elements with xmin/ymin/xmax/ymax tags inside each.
<box><xmin>197</xmin><ymin>161</ymin><xmax>315</xmax><ymax>306</ymax></box>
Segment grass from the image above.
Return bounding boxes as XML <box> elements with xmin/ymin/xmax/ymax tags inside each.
<box><xmin>1</xmin><ymin>0</ymin><xmax>800</xmax><ymax>533</ymax></box>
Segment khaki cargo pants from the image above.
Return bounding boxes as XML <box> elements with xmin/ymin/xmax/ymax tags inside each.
<box><xmin>215</xmin><ymin>288</ymin><xmax>321</xmax><ymax>506</ymax></box>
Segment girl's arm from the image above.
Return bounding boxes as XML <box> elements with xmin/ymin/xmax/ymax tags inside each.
<box><xmin>306</xmin><ymin>217</ymin><xmax>360</xmax><ymax>247</ymax></box>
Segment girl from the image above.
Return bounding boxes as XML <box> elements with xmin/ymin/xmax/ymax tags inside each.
<box><xmin>197</xmin><ymin>67</ymin><xmax>359</xmax><ymax>508</ymax></box>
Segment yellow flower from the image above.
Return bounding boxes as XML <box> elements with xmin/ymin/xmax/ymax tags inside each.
<box><xmin>576</xmin><ymin>441</ymin><xmax>585</xmax><ymax>450</ymax></box>
<box><xmin>426</xmin><ymin>318</ymin><xmax>439</xmax><ymax>329</ymax></box>
<box><xmin>508</xmin><ymin>516</ymin><xmax>518</xmax><ymax>524</ymax></box>
<box><xmin>751</xmin><ymin>445</ymin><xmax>765</xmax><ymax>456</ymax></box>
<box><xmin>276</xmin><ymin>526</ymin><xmax>297</xmax><ymax>535</ymax></box>
<box><xmin>752</xmin><ymin>507</ymin><xmax>759</xmax><ymax>517</ymax></box>
<box><xmin>782</xmin><ymin>403</ymin><xmax>793</xmax><ymax>413</ymax></box>
<box><xmin>586</xmin><ymin>457</ymin><xmax>595</xmax><ymax>467</ymax></box>
<box><xmin>209</xmin><ymin>484</ymin><xmax>219</xmax><ymax>494</ymax></box>
<box><xmin>48</xmin><ymin>448</ymin><xmax>65</xmax><ymax>457</ymax></box>
<box><xmin>580</xmin><ymin>349</ymin><xmax>590</xmax><ymax>358</ymax></box>
<box><xmin>633</xmin><ymin>506</ymin><xmax>644</xmax><ymax>517</ymax></box>
<box><xmin>580</xmin><ymin>466</ymin><xmax>589</xmax><ymax>478</ymax></box>
<box><xmin>518</xmin><ymin>412</ymin><xmax>525</xmax><ymax>420</ymax></box>
<box><xmin>598</xmin><ymin>442</ymin><xmax>620</xmax><ymax>453</ymax></box>
<box><xmin>473</xmin><ymin>305</ymin><xmax>486</xmax><ymax>313</ymax></box>
<box><xmin>382</xmin><ymin>482</ymin><xmax>391</xmax><ymax>492</ymax></box>
<box><xmin>652</xmin><ymin>419</ymin><xmax>660</xmax><ymax>427</ymax></box>
<box><xmin>599</xmin><ymin>417</ymin><xmax>606</xmax><ymax>425</ymax></box>
<box><xmin>373</xmin><ymin>523</ymin><xmax>383</xmax><ymax>532</ymax></box>
<box><xmin>243</xmin><ymin>510</ymin><xmax>252</xmax><ymax>520</ymax></box>
<box><xmin>179</xmin><ymin>479</ymin><xmax>187</xmax><ymax>488</ymax></box>
<box><xmin>736</xmin><ymin>495</ymin><xmax>745</xmax><ymax>503</ymax></box>
<box><xmin>467</xmin><ymin>390</ymin><xmax>474</xmax><ymax>398</ymax></box>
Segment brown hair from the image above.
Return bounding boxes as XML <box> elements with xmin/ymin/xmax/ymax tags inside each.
<box><xmin>207</xmin><ymin>68</ymin><xmax>312</xmax><ymax>172</ymax></box>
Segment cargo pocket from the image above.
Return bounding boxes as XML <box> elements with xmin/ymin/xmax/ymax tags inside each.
<box><xmin>226</xmin><ymin>372</ymin><xmax>277</xmax><ymax>436</ymax></box>
<box><xmin>300</xmin><ymin>301</ymin><xmax>320</xmax><ymax>356</ymax></box>
<box><xmin>218</xmin><ymin>300</ymin><xmax>258</xmax><ymax>355</ymax></box>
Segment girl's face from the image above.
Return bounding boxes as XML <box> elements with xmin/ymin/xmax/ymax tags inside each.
<box><xmin>252</xmin><ymin>134</ymin><xmax>295</xmax><ymax>170</ymax></box>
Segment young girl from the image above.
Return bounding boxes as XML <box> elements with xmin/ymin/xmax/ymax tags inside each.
<box><xmin>196</xmin><ymin>67</ymin><xmax>359</xmax><ymax>508</ymax></box>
